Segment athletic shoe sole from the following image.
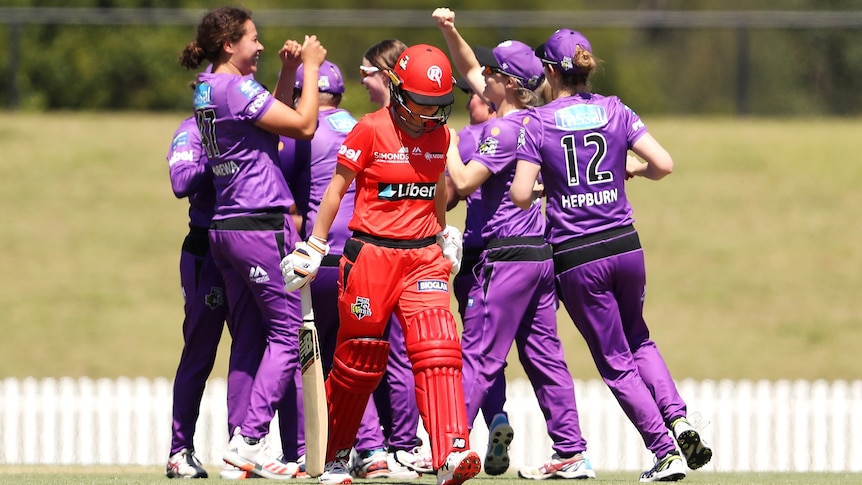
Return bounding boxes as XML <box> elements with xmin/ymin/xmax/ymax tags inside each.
<box><xmin>484</xmin><ymin>422</ymin><xmax>514</xmax><ymax>476</ymax></box>
<box><xmin>676</xmin><ymin>429</ymin><xmax>712</xmax><ymax>470</ymax></box>
<box><xmin>439</xmin><ymin>451</ymin><xmax>481</xmax><ymax>485</ymax></box>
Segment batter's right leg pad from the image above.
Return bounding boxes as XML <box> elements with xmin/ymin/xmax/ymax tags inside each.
<box><xmin>405</xmin><ymin>308</ymin><xmax>471</xmax><ymax>470</ymax></box>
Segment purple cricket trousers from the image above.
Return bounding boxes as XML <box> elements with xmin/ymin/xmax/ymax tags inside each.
<box><xmin>170</xmin><ymin>226</ymin><xmax>227</xmax><ymax>455</ymax></box>
<box><xmin>209</xmin><ymin>212</ymin><xmax>304</xmax><ymax>453</ymax></box>
<box><xmin>453</xmin><ymin>247</ymin><xmax>506</xmax><ymax>429</ymax></box>
<box><xmin>465</xmin><ymin>237</ymin><xmax>588</xmax><ymax>456</ymax></box>
<box><xmin>553</xmin><ymin>226</ymin><xmax>685</xmax><ymax>458</ymax></box>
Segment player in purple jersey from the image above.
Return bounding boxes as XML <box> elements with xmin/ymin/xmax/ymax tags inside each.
<box><xmin>164</xmin><ymin>116</ymin><xmax>223</xmax><ymax>480</ymax></box>
<box><xmin>178</xmin><ymin>6</ymin><xmax>327</xmax><ymax>479</ymax></box>
<box><xmin>433</xmin><ymin>8</ymin><xmax>593</xmax><ymax>480</ymax></box>
<box><xmin>511</xmin><ymin>29</ymin><xmax>713</xmax><ymax>482</ymax></box>
<box><xmin>445</xmin><ymin>77</ymin><xmax>516</xmax><ymax>475</ymax></box>
<box><xmin>165</xmin><ymin>116</ymin><xmax>306</xmax><ymax>480</ymax></box>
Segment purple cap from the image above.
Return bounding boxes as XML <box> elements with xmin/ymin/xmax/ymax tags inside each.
<box><xmin>534</xmin><ymin>29</ymin><xmax>592</xmax><ymax>73</ymax></box>
<box><xmin>475</xmin><ymin>40</ymin><xmax>544</xmax><ymax>90</ymax></box>
<box><xmin>294</xmin><ymin>60</ymin><xmax>345</xmax><ymax>94</ymax></box>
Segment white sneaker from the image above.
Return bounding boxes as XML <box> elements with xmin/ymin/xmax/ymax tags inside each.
<box><xmin>672</xmin><ymin>417</ymin><xmax>713</xmax><ymax>470</ymax></box>
<box><xmin>223</xmin><ymin>428</ymin><xmax>298</xmax><ymax>479</ymax></box>
<box><xmin>518</xmin><ymin>452</ymin><xmax>596</xmax><ymax>480</ymax></box>
<box><xmin>387</xmin><ymin>451</ymin><xmax>421</xmax><ymax>479</ymax></box>
<box><xmin>255</xmin><ymin>454</ymin><xmax>300</xmax><ymax>480</ymax></box>
<box><xmin>319</xmin><ymin>457</ymin><xmax>353</xmax><ymax>485</ymax></box>
<box><xmin>350</xmin><ymin>448</ymin><xmax>390</xmax><ymax>478</ymax></box>
<box><xmin>394</xmin><ymin>446</ymin><xmax>434</xmax><ymax>474</ymax></box>
<box><xmin>436</xmin><ymin>450</ymin><xmax>481</xmax><ymax>485</ymax></box>
<box><xmin>220</xmin><ymin>463</ymin><xmax>252</xmax><ymax>480</ymax></box>
<box><xmin>166</xmin><ymin>448</ymin><xmax>208</xmax><ymax>479</ymax></box>
<box><xmin>639</xmin><ymin>451</ymin><xmax>686</xmax><ymax>482</ymax></box>
<box><xmin>223</xmin><ymin>428</ymin><xmax>265</xmax><ymax>472</ymax></box>
<box><xmin>484</xmin><ymin>413</ymin><xmax>514</xmax><ymax>476</ymax></box>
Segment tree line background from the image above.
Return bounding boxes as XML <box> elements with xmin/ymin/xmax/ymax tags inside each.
<box><xmin>1</xmin><ymin>0</ymin><xmax>861</xmax><ymax>116</ymax></box>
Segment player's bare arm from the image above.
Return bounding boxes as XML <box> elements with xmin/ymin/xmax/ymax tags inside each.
<box><xmin>629</xmin><ymin>133</ymin><xmax>673</xmax><ymax>180</ymax></box>
<box><xmin>510</xmin><ymin>160</ymin><xmax>541</xmax><ymax>210</ymax></box>
<box><xmin>312</xmin><ymin>163</ymin><xmax>355</xmax><ymax>242</ymax></box>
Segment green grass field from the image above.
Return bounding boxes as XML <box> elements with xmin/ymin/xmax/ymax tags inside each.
<box><xmin>1</xmin><ymin>113</ymin><xmax>861</xmax><ymax>381</ymax></box>
<box><xmin>0</xmin><ymin>467</ymin><xmax>858</xmax><ymax>485</ymax></box>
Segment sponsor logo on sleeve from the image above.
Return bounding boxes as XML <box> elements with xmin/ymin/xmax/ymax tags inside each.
<box><xmin>338</xmin><ymin>144</ymin><xmax>362</xmax><ymax>162</ymax></box>
<box><xmin>247</xmin><ymin>91</ymin><xmax>269</xmax><ymax>115</ymax></box>
<box><xmin>327</xmin><ymin>111</ymin><xmax>358</xmax><ymax>133</ymax></box>
<box><xmin>169</xmin><ymin>149</ymin><xmax>195</xmax><ymax>167</ymax></box>
<box><xmin>171</xmin><ymin>131</ymin><xmax>189</xmax><ymax>150</ymax></box>
<box><xmin>238</xmin><ymin>79</ymin><xmax>264</xmax><ymax>99</ymax></box>
<box><xmin>478</xmin><ymin>136</ymin><xmax>499</xmax><ymax>156</ymax></box>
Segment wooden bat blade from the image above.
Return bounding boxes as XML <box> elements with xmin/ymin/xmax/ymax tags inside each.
<box><xmin>300</xmin><ymin>286</ymin><xmax>327</xmax><ymax>477</ymax></box>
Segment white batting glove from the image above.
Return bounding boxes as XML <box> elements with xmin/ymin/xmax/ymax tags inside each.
<box><xmin>280</xmin><ymin>236</ymin><xmax>329</xmax><ymax>292</ymax></box>
<box><xmin>436</xmin><ymin>225</ymin><xmax>463</xmax><ymax>275</ymax></box>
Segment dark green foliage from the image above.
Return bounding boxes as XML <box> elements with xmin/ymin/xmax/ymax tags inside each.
<box><xmin>1</xmin><ymin>1</ymin><xmax>861</xmax><ymax>114</ymax></box>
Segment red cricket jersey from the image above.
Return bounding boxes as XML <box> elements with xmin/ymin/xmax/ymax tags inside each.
<box><xmin>337</xmin><ymin>108</ymin><xmax>449</xmax><ymax>240</ymax></box>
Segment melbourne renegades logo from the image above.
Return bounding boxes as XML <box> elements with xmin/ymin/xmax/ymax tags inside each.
<box><xmin>350</xmin><ymin>296</ymin><xmax>372</xmax><ymax>320</ymax></box>
<box><xmin>426</xmin><ymin>65</ymin><xmax>443</xmax><ymax>87</ymax></box>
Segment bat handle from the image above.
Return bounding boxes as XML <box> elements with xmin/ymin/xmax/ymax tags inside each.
<box><xmin>300</xmin><ymin>285</ymin><xmax>314</xmax><ymax>323</ymax></box>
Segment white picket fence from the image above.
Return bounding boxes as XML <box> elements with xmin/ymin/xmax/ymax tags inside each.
<box><xmin>1</xmin><ymin>377</ymin><xmax>861</xmax><ymax>472</ymax></box>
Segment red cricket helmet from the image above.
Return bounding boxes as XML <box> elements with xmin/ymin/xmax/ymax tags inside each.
<box><xmin>388</xmin><ymin>44</ymin><xmax>454</xmax><ymax>132</ymax></box>
<box><xmin>389</xmin><ymin>44</ymin><xmax>455</xmax><ymax>106</ymax></box>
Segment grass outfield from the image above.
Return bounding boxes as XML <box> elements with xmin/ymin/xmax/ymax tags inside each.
<box><xmin>0</xmin><ymin>113</ymin><xmax>860</xmax><ymax>381</ymax></box>
<box><xmin>0</xmin><ymin>467</ymin><xmax>860</xmax><ymax>484</ymax></box>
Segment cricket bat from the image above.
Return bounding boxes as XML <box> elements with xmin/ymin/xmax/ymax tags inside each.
<box><xmin>300</xmin><ymin>285</ymin><xmax>327</xmax><ymax>477</ymax></box>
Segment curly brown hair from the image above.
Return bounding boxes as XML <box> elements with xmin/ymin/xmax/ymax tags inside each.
<box><xmin>178</xmin><ymin>7</ymin><xmax>251</xmax><ymax>70</ymax></box>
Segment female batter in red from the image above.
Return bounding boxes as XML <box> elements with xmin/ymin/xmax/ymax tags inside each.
<box><xmin>281</xmin><ymin>44</ymin><xmax>478</xmax><ymax>485</ymax></box>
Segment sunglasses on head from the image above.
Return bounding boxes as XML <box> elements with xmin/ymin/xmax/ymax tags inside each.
<box><xmin>359</xmin><ymin>65</ymin><xmax>380</xmax><ymax>78</ymax></box>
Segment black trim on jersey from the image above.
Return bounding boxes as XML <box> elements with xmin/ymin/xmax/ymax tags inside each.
<box><xmin>484</xmin><ymin>237</ymin><xmax>552</xmax><ymax>263</ymax></box>
<box><xmin>352</xmin><ymin>231</ymin><xmax>436</xmax><ymax>249</ymax></box>
<box><xmin>552</xmin><ymin>225</ymin><xmax>641</xmax><ymax>274</ymax></box>
<box><xmin>209</xmin><ymin>211</ymin><xmax>284</xmax><ymax>231</ymax></box>
<box><xmin>342</xmin><ymin>240</ymin><xmax>362</xmax><ymax>290</ymax></box>
<box><xmin>275</xmin><ymin>231</ymin><xmax>286</xmax><ymax>260</ymax></box>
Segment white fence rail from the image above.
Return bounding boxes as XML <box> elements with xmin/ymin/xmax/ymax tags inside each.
<box><xmin>1</xmin><ymin>377</ymin><xmax>861</xmax><ymax>472</ymax></box>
